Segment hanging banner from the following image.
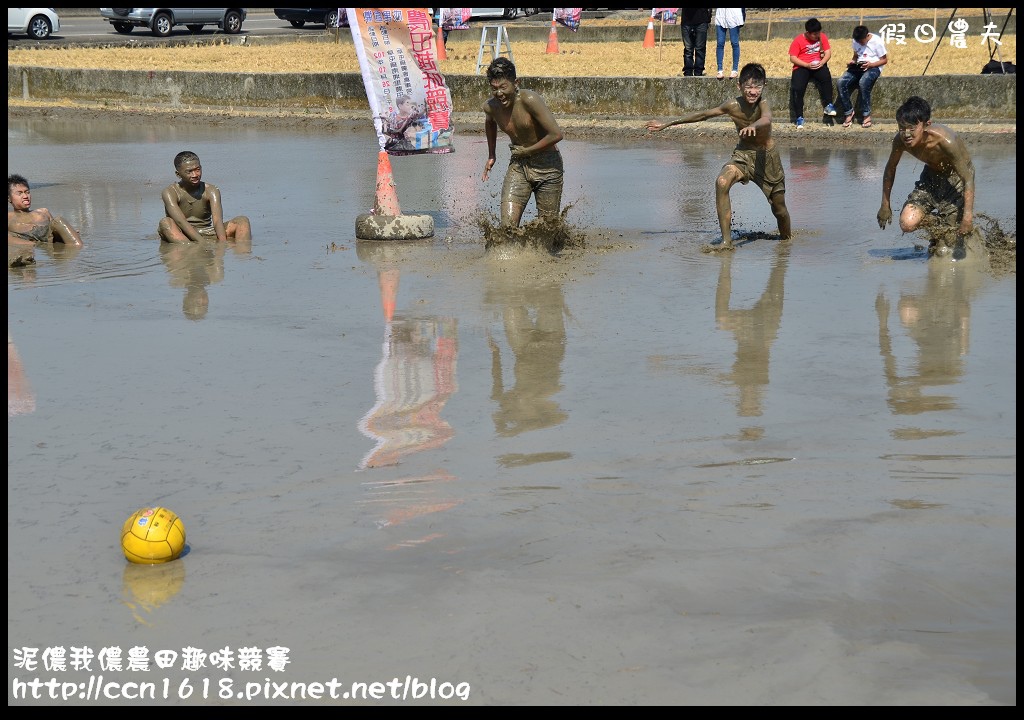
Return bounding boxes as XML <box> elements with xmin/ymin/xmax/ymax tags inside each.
<box><xmin>554</xmin><ymin>8</ymin><xmax>582</xmax><ymax>32</ymax></box>
<box><xmin>348</xmin><ymin>7</ymin><xmax>455</xmax><ymax>155</ymax></box>
<box><xmin>654</xmin><ymin>8</ymin><xmax>679</xmax><ymax>24</ymax></box>
<box><xmin>440</xmin><ymin>8</ymin><xmax>471</xmax><ymax>30</ymax></box>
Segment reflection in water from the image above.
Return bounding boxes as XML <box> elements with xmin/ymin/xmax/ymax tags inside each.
<box><xmin>159</xmin><ymin>241</ymin><xmax>226</xmax><ymax>321</ymax></box>
<box><xmin>121</xmin><ymin>560</ymin><xmax>186</xmax><ymax>626</ymax></box>
<box><xmin>356</xmin><ymin>267</ymin><xmax>462</xmax><ymax>542</ymax></box>
<box><xmin>788</xmin><ymin>146</ymin><xmax>833</xmax><ymax>181</ymax></box>
<box><xmin>7</xmin><ymin>239</ymin><xmax>83</xmax><ymax>277</ymax></box>
<box><xmin>358</xmin><ymin>270</ymin><xmax>459</xmax><ymax>469</ymax></box>
<box><xmin>678</xmin><ymin>146</ymin><xmax>715</xmax><ymax>225</ymax></box>
<box><xmin>715</xmin><ymin>241</ymin><xmax>791</xmax><ymax>439</ymax></box>
<box><xmin>876</xmin><ymin>260</ymin><xmax>982</xmax><ymax>418</ymax></box>
<box><xmin>840</xmin><ymin>146</ymin><xmax>883</xmax><ymax>183</ymax></box>
<box><xmin>788</xmin><ymin>146</ymin><xmax>834</xmax><ymax>212</ymax></box>
<box><xmin>485</xmin><ymin>272</ymin><xmax>568</xmax><ymax>437</ymax></box>
<box><xmin>8</xmin><ymin>333</ymin><xmax>36</xmax><ymax>417</ymax></box>
<box><xmin>360</xmin><ymin>470</ymin><xmax>461</xmax><ymax>538</ymax></box>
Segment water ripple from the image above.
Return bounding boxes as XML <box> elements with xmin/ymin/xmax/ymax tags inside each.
<box><xmin>9</xmin><ymin>241</ymin><xmax>164</xmax><ymax>289</ymax></box>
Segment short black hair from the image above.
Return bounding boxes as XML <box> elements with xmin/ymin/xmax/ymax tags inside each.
<box><xmin>738</xmin><ymin>63</ymin><xmax>766</xmax><ymax>86</ymax></box>
<box><xmin>173</xmin><ymin>151</ymin><xmax>200</xmax><ymax>170</ymax></box>
<box><xmin>853</xmin><ymin>25</ymin><xmax>870</xmax><ymax>42</ymax></box>
<box><xmin>486</xmin><ymin>57</ymin><xmax>517</xmax><ymax>83</ymax></box>
<box><xmin>805</xmin><ymin>18</ymin><xmax>822</xmax><ymax>33</ymax></box>
<box><xmin>896</xmin><ymin>96</ymin><xmax>932</xmax><ymax>126</ymax></box>
<box><xmin>8</xmin><ymin>173</ymin><xmax>29</xmax><ymax>197</ymax></box>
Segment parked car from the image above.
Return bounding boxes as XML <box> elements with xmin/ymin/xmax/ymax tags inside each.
<box><xmin>273</xmin><ymin>8</ymin><xmax>347</xmax><ymax>29</ymax></box>
<box><xmin>465</xmin><ymin>9</ymin><xmax>527</xmax><ymax>19</ymax></box>
<box><xmin>8</xmin><ymin>8</ymin><xmax>60</xmax><ymax>39</ymax></box>
<box><xmin>98</xmin><ymin>8</ymin><xmax>246</xmax><ymax>37</ymax></box>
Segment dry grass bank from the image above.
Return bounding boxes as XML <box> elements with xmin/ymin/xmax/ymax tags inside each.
<box><xmin>7</xmin><ymin>35</ymin><xmax>1016</xmax><ymax>80</ymax></box>
<box><xmin>8</xmin><ymin>7</ymin><xmax>1016</xmax><ymax>79</ymax></box>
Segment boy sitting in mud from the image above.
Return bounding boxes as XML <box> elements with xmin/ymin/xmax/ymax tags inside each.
<box><xmin>158</xmin><ymin>151</ymin><xmax>251</xmax><ymax>245</ymax></box>
<box><xmin>877</xmin><ymin>96</ymin><xmax>976</xmax><ymax>257</ymax></box>
<box><xmin>646</xmin><ymin>62</ymin><xmax>791</xmax><ymax>249</ymax></box>
<box><xmin>8</xmin><ymin>173</ymin><xmax>82</xmax><ymax>267</ymax></box>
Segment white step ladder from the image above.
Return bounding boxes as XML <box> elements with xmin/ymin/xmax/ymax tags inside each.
<box><xmin>476</xmin><ymin>24</ymin><xmax>514</xmax><ymax>75</ymax></box>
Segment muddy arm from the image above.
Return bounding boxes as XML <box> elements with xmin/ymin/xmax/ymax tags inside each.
<box><xmin>50</xmin><ymin>215</ymin><xmax>82</xmax><ymax>246</ymax></box>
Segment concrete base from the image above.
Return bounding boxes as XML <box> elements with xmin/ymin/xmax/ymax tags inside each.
<box><xmin>355</xmin><ymin>213</ymin><xmax>434</xmax><ymax>241</ymax></box>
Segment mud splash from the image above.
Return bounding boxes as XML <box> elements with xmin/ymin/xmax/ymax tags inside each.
<box><xmin>914</xmin><ymin>213</ymin><xmax>1016</xmax><ymax>276</ymax></box>
<box><xmin>476</xmin><ymin>202</ymin><xmax>587</xmax><ymax>255</ymax></box>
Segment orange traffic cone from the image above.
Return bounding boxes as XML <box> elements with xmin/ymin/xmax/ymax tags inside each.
<box><xmin>378</xmin><ymin>268</ymin><xmax>399</xmax><ymax>323</ymax></box>
<box><xmin>373</xmin><ymin>151</ymin><xmax>401</xmax><ymax>216</ymax></box>
<box><xmin>642</xmin><ymin>15</ymin><xmax>656</xmax><ymax>49</ymax></box>
<box><xmin>435</xmin><ymin>24</ymin><xmax>447</xmax><ymax>61</ymax></box>
<box><xmin>545</xmin><ymin>19</ymin><xmax>559</xmax><ymax>54</ymax></box>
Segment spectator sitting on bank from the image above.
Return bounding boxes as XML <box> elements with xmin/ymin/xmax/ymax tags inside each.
<box><xmin>788</xmin><ymin>18</ymin><xmax>837</xmax><ymax>128</ymax></box>
<box><xmin>837</xmin><ymin>25</ymin><xmax>889</xmax><ymax>129</ymax></box>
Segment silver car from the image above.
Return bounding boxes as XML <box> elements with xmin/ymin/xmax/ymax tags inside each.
<box><xmin>98</xmin><ymin>8</ymin><xmax>246</xmax><ymax>37</ymax></box>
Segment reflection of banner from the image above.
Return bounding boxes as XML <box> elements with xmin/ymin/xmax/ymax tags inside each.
<box><xmin>554</xmin><ymin>8</ymin><xmax>581</xmax><ymax>32</ymax></box>
<box><xmin>358</xmin><ymin>317</ymin><xmax>459</xmax><ymax>469</ymax></box>
<box><xmin>8</xmin><ymin>333</ymin><xmax>36</xmax><ymax>417</ymax></box>
<box><xmin>654</xmin><ymin>8</ymin><xmax>679</xmax><ymax>24</ymax></box>
<box><xmin>348</xmin><ymin>8</ymin><xmax>455</xmax><ymax>155</ymax></box>
<box><xmin>440</xmin><ymin>8</ymin><xmax>470</xmax><ymax>30</ymax></box>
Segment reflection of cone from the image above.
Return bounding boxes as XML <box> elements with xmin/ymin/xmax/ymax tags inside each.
<box><xmin>545</xmin><ymin>21</ymin><xmax>559</xmax><ymax>53</ymax></box>
<box><xmin>379</xmin><ymin>268</ymin><xmax>399</xmax><ymax>323</ymax></box>
<box><xmin>373</xmin><ymin>151</ymin><xmax>401</xmax><ymax>216</ymax></box>
<box><xmin>436</xmin><ymin>25</ymin><xmax>447</xmax><ymax>60</ymax></box>
<box><xmin>643</xmin><ymin>19</ymin><xmax>656</xmax><ymax>48</ymax></box>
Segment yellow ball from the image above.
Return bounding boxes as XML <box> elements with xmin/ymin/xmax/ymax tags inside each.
<box><xmin>121</xmin><ymin>506</ymin><xmax>186</xmax><ymax>564</ymax></box>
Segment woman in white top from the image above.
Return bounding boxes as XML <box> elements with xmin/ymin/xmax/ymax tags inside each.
<box><xmin>714</xmin><ymin>8</ymin><xmax>745</xmax><ymax>79</ymax></box>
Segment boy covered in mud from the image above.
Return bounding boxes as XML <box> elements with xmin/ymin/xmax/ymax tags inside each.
<box><xmin>482</xmin><ymin>57</ymin><xmax>565</xmax><ymax>229</ymax></box>
<box><xmin>8</xmin><ymin>173</ymin><xmax>82</xmax><ymax>267</ymax></box>
<box><xmin>646</xmin><ymin>62</ymin><xmax>791</xmax><ymax>248</ymax></box>
<box><xmin>877</xmin><ymin>96</ymin><xmax>976</xmax><ymax>257</ymax></box>
<box><xmin>158</xmin><ymin>151</ymin><xmax>251</xmax><ymax>245</ymax></box>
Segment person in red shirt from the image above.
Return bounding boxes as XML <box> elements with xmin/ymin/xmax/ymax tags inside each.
<box><xmin>788</xmin><ymin>18</ymin><xmax>837</xmax><ymax>128</ymax></box>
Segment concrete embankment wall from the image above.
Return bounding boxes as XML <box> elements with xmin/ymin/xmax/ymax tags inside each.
<box><xmin>8</xmin><ymin>65</ymin><xmax>1017</xmax><ymax>120</ymax></box>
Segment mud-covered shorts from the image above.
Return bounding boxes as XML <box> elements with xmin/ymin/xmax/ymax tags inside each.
<box><xmin>187</xmin><ymin>221</ymin><xmax>219</xmax><ymax>238</ymax></box>
<box><xmin>502</xmin><ymin>148</ymin><xmax>564</xmax><ymax>215</ymax></box>
<box><xmin>905</xmin><ymin>166</ymin><xmax>965</xmax><ymax>225</ymax></box>
<box><xmin>726</xmin><ymin>144</ymin><xmax>787</xmax><ymax>199</ymax></box>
